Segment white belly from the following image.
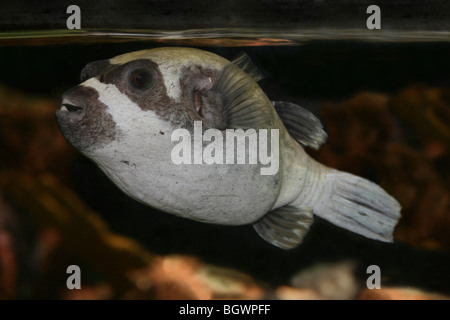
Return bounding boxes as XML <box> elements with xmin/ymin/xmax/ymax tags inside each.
<box><xmin>93</xmin><ymin>131</ymin><xmax>281</xmax><ymax>225</ymax></box>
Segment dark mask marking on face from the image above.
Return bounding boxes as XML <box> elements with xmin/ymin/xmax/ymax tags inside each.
<box><xmin>99</xmin><ymin>59</ymin><xmax>193</xmax><ymax>127</ymax></box>
<box><xmin>94</xmin><ymin>58</ymin><xmax>226</xmax><ymax>132</ymax></box>
<box><xmin>56</xmin><ymin>86</ymin><xmax>117</xmax><ymax>152</ymax></box>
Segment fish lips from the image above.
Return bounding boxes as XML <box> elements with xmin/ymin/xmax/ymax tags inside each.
<box><xmin>56</xmin><ymin>98</ymin><xmax>86</xmax><ymax>123</ymax></box>
<box><xmin>56</xmin><ymin>86</ymin><xmax>90</xmax><ymax>124</ymax></box>
<box><xmin>56</xmin><ymin>85</ymin><xmax>116</xmax><ymax>152</ymax></box>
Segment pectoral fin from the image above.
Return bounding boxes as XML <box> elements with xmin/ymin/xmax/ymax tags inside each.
<box><xmin>211</xmin><ymin>59</ymin><xmax>275</xmax><ymax>129</ymax></box>
<box><xmin>273</xmin><ymin>101</ymin><xmax>327</xmax><ymax>149</ymax></box>
<box><xmin>253</xmin><ymin>205</ymin><xmax>314</xmax><ymax>250</ymax></box>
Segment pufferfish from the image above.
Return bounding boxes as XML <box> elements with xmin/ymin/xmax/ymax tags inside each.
<box><xmin>56</xmin><ymin>47</ymin><xmax>401</xmax><ymax>250</ymax></box>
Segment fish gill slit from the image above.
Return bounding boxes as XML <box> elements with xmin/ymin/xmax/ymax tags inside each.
<box><xmin>193</xmin><ymin>88</ymin><xmax>204</xmax><ymax>118</ymax></box>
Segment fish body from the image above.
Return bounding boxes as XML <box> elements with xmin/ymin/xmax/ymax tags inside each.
<box><xmin>56</xmin><ymin>47</ymin><xmax>401</xmax><ymax>249</ymax></box>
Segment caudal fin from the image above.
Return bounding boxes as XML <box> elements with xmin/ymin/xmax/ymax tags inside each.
<box><xmin>314</xmin><ymin>170</ymin><xmax>401</xmax><ymax>242</ymax></box>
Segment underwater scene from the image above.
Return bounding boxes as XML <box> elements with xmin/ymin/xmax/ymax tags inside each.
<box><xmin>0</xmin><ymin>1</ymin><xmax>449</xmax><ymax>301</ymax></box>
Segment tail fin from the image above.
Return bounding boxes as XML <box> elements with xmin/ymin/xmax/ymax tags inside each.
<box><xmin>314</xmin><ymin>170</ymin><xmax>401</xmax><ymax>242</ymax></box>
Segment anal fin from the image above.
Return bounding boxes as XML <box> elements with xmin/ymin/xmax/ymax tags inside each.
<box><xmin>253</xmin><ymin>205</ymin><xmax>314</xmax><ymax>250</ymax></box>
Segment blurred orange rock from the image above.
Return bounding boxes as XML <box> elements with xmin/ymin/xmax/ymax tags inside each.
<box><xmin>129</xmin><ymin>255</ymin><xmax>265</xmax><ymax>300</ymax></box>
<box><xmin>0</xmin><ymin>85</ymin><xmax>76</xmax><ymax>182</ymax></box>
<box><xmin>60</xmin><ymin>283</ymin><xmax>114</xmax><ymax>300</ymax></box>
<box><xmin>359</xmin><ymin>287</ymin><xmax>450</xmax><ymax>300</ymax></box>
<box><xmin>275</xmin><ymin>286</ymin><xmax>322</xmax><ymax>300</ymax></box>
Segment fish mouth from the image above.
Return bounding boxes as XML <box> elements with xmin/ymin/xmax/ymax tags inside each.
<box><xmin>56</xmin><ymin>98</ymin><xmax>86</xmax><ymax>124</ymax></box>
<box><xmin>56</xmin><ymin>85</ymin><xmax>117</xmax><ymax>152</ymax></box>
<box><xmin>55</xmin><ymin>96</ymin><xmax>89</xmax><ymax>151</ymax></box>
<box><xmin>60</xmin><ymin>102</ymin><xmax>83</xmax><ymax>112</ymax></box>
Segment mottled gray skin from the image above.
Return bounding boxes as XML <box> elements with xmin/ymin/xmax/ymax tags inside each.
<box><xmin>56</xmin><ymin>47</ymin><xmax>401</xmax><ymax>248</ymax></box>
<box><xmin>56</xmin><ymin>48</ymin><xmax>288</xmax><ymax>225</ymax></box>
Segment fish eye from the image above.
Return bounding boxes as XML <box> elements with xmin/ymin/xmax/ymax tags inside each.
<box><xmin>128</xmin><ymin>68</ymin><xmax>154</xmax><ymax>90</ymax></box>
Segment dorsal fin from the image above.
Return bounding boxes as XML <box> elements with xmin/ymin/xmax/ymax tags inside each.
<box><xmin>211</xmin><ymin>60</ymin><xmax>274</xmax><ymax>129</ymax></box>
<box><xmin>273</xmin><ymin>101</ymin><xmax>327</xmax><ymax>150</ymax></box>
<box><xmin>231</xmin><ymin>53</ymin><xmax>264</xmax><ymax>82</ymax></box>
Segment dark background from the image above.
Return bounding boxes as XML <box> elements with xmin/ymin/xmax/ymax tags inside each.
<box><xmin>0</xmin><ymin>0</ymin><xmax>449</xmax><ymax>31</ymax></box>
<box><xmin>0</xmin><ymin>0</ymin><xmax>449</xmax><ymax>295</ymax></box>
<box><xmin>1</xmin><ymin>41</ymin><xmax>448</xmax><ymax>292</ymax></box>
